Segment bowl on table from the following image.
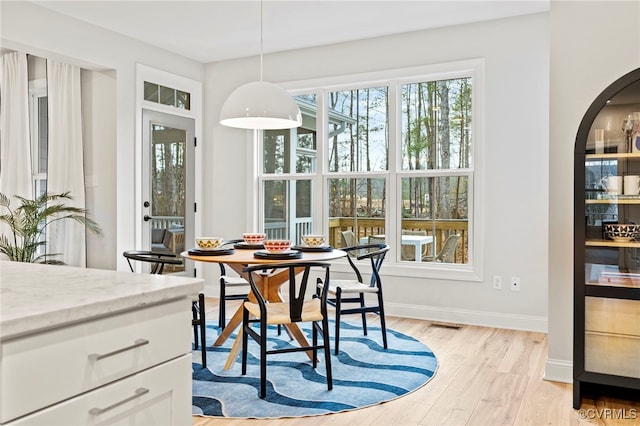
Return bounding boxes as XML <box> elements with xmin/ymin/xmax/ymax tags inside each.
<box><xmin>301</xmin><ymin>234</ymin><xmax>326</xmax><ymax>247</ymax></box>
<box><xmin>195</xmin><ymin>237</ymin><xmax>224</xmax><ymax>250</ymax></box>
<box><xmin>243</xmin><ymin>233</ymin><xmax>266</xmax><ymax>244</ymax></box>
<box><xmin>603</xmin><ymin>224</ymin><xmax>640</xmax><ymax>242</ymax></box>
<box><xmin>263</xmin><ymin>240</ymin><xmax>292</xmax><ymax>254</ymax></box>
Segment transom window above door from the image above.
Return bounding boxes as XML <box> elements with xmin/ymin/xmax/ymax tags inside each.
<box><xmin>144</xmin><ymin>81</ymin><xmax>191</xmax><ymax>110</ymax></box>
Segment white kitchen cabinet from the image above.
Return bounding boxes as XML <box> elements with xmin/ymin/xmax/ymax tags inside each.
<box><xmin>0</xmin><ymin>261</ymin><xmax>203</xmax><ymax>425</ymax></box>
<box><xmin>6</xmin><ymin>355</ymin><xmax>191</xmax><ymax>425</ymax></box>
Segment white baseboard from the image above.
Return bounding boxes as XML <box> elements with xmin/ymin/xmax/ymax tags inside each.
<box><xmin>543</xmin><ymin>358</ymin><xmax>573</xmax><ymax>384</ymax></box>
<box><xmin>385</xmin><ymin>302</ymin><xmax>548</xmax><ymax>333</ymax></box>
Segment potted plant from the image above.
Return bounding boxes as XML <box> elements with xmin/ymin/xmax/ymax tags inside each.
<box><xmin>0</xmin><ymin>191</ymin><xmax>102</xmax><ymax>263</ymax></box>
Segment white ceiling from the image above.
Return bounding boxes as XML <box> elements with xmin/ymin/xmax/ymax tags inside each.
<box><xmin>32</xmin><ymin>0</ymin><xmax>550</xmax><ymax>63</ymax></box>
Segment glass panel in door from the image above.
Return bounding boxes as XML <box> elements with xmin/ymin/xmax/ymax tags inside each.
<box><xmin>142</xmin><ymin>110</ymin><xmax>195</xmax><ymax>275</ymax></box>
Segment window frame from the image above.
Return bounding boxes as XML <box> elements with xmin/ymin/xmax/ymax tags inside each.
<box><xmin>256</xmin><ymin>59</ymin><xmax>485</xmax><ymax>282</ymax></box>
<box><xmin>29</xmin><ymin>79</ymin><xmax>48</xmax><ymax>197</ymax></box>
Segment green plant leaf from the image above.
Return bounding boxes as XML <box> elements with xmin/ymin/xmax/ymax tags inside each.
<box><xmin>0</xmin><ymin>192</ymin><xmax>102</xmax><ymax>262</ymax></box>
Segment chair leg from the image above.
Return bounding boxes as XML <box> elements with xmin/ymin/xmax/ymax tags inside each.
<box><xmin>199</xmin><ymin>293</ymin><xmax>207</xmax><ymax>368</ymax></box>
<box><xmin>334</xmin><ymin>291</ymin><xmax>342</xmax><ymax>355</ymax></box>
<box><xmin>312</xmin><ymin>321</ymin><xmax>318</xmax><ymax>369</ymax></box>
<box><xmin>218</xmin><ymin>279</ymin><xmax>226</xmax><ymax>328</ymax></box>
<box><xmin>377</xmin><ymin>291</ymin><xmax>388</xmax><ymax>349</ymax></box>
<box><xmin>321</xmin><ymin>317</ymin><xmax>333</xmax><ymax>390</ymax></box>
<box><xmin>192</xmin><ymin>302</ymin><xmax>199</xmax><ymax>349</ymax></box>
<box><xmin>241</xmin><ymin>306</ymin><xmax>249</xmax><ymax>375</ymax></box>
<box><xmin>359</xmin><ymin>293</ymin><xmax>368</xmax><ymax>336</ymax></box>
<box><xmin>259</xmin><ymin>320</ymin><xmax>268</xmax><ymax>398</ymax></box>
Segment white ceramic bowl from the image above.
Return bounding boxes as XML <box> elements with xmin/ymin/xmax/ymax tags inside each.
<box><xmin>263</xmin><ymin>239</ymin><xmax>291</xmax><ymax>254</ymax></box>
<box><xmin>243</xmin><ymin>232</ymin><xmax>266</xmax><ymax>244</ymax></box>
<box><xmin>604</xmin><ymin>224</ymin><xmax>640</xmax><ymax>242</ymax></box>
<box><xmin>196</xmin><ymin>237</ymin><xmax>224</xmax><ymax>250</ymax></box>
<box><xmin>301</xmin><ymin>234</ymin><xmax>326</xmax><ymax>247</ymax></box>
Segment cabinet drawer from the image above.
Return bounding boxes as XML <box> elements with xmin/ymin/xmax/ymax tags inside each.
<box><xmin>1</xmin><ymin>298</ymin><xmax>192</xmax><ymax>423</ymax></box>
<box><xmin>585</xmin><ymin>297</ymin><xmax>640</xmax><ymax>336</ymax></box>
<box><xmin>585</xmin><ymin>331</ymin><xmax>640</xmax><ymax>378</ymax></box>
<box><xmin>6</xmin><ymin>354</ymin><xmax>192</xmax><ymax>425</ymax></box>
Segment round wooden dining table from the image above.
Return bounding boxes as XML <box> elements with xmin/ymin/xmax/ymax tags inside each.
<box><xmin>181</xmin><ymin>246</ymin><xmax>347</xmax><ymax>370</ymax></box>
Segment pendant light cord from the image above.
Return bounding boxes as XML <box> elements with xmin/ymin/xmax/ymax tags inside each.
<box><xmin>259</xmin><ymin>0</ymin><xmax>264</xmax><ymax>82</ymax></box>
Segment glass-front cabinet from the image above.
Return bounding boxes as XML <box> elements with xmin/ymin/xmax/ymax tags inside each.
<box><xmin>574</xmin><ymin>68</ymin><xmax>640</xmax><ymax>408</ymax></box>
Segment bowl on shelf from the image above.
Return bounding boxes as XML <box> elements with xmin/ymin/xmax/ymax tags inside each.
<box><xmin>243</xmin><ymin>232</ymin><xmax>266</xmax><ymax>244</ymax></box>
<box><xmin>263</xmin><ymin>240</ymin><xmax>291</xmax><ymax>254</ymax></box>
<box><xmin>301</xmin><ymin>234</ymin><xmax>326</xmax><ymax>247</ymax></box>
<box><xmin>603</xmin><ymin>224</ymin><xmax>640</xmax><ymax>242</ymax></box>
<box><xmin>196</xmin><ymin>237</ymin><xmax>224</xmax><ymax>250</ymax></box>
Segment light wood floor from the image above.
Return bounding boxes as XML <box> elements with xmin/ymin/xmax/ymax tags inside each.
<box><xmin>193</xmin><ymin>298</ymin><xmax>639</xmax><ymax>426</ymax></box>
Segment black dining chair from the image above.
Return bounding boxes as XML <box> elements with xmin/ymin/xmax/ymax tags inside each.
<box><xmin>122</xmin><ymin>250</ymin><xmax>207</xmax><ymax>368</ymax></box>
<box><xmin>218</xmin><ymin>263</ymin><xmax>250</xmax><ymax>329</ymax></box>
<box><xmin>241</xmin><ymin>261</ymin><xmax>333</xmax><ymax>399</ymax></box>
<box><xmin>216</xmin><ymin>239</ymin><xmax>250</xmax><ymax>329</ymax></box>
<box><xmin>317</xmin><ymin>243</ymin><xmax>389</xmax><ymax>354</ymax></box>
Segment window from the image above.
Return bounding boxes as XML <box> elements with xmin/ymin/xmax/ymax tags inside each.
<box><xmin>326</xmin><ymin>86</ymin><xmax>388</xmax><ymax>252</ymax></box>
<box><xmin>258</xmin><ymin>62</ymin><xmax>479</xmax><ymax>273</ymax></box>
<box><xmin>261</xmin><ymin>94</ymin><xmax>318</xmax><ymax>240</ymax></box>
<box><xmin>29</xmin><ymin>79</ymin><xmax>48</xmax><ymax>197</ymax></box>
<box><xmin>399</xmin><ymin>78</ymin><xmax>472</xmax><ymax>265</ymax></box>
<box><xmin>27</xmin><ymin>78</ymin><xmax>48</xmax><ymax>258</ymax></box>
<box><xmin>144</xmin><ymin>81</ymin><xmax>191</xmax><ymax>110</ymax></box>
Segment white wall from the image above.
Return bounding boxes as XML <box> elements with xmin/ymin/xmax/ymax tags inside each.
<box><xmin>546</xmin><ymin>0</ymin><xmax>640</xmax><ymax>383</ymax></box>
<box><xmin>1</xmin><ymin>1</ymin><xmax>204</xmax><ymax>270</ymax></box>
<box><xmin>204</xmin><ymin>13</ymin><xmax>551</xmax><ymax>331</ymax></box>
<box><xmin>82</xmin><ymin>69</ymin><xmax>117</xmax><ymax>270</ymax></box>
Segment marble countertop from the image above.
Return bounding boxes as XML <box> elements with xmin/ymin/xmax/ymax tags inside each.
<box><xmin>0</xmin><ymin>261</ymin><xmax>204</xmax><ymax>340</ymax></box>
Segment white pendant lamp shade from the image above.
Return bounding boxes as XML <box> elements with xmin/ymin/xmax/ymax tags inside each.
<box><xmin>219</xmin><ymin>81</ymin><xmax>302</xmax><ymax>130</ymax></box>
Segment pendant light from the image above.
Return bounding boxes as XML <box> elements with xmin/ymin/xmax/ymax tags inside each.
<box><xmin>219</xmin><ymin>0</ymin><xmax>302</xmax><ymax>130</ymax></box>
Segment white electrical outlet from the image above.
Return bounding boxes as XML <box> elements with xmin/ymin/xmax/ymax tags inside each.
<box><xmin>492</xmin><ymin>275</ymin><xmax>502</xmax><ymax>290</ymax></box>
<box><xmin>511</xmin><ymin>277</ymin><xmax>521</xmax><ymax>291</ymax></box>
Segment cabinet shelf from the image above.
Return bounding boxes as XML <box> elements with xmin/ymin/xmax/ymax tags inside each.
<box><xmin>585</xmin><ymin>239</ymin><xmax>640</xmax><ymax>248</ymax></box>
<box><xmin>586</xmin><ymin>279</ymin><xmax>640</xmax><ymax>291</ymax></box>
<box><xmin>585</xmin><ymin>152</ymin><xmax>640</xmax><ymax>160</ymax></box>
<box><xmin>585</xmin><ymin>198</ymin><xmax>640</xmax><ymax>204</ymax></box>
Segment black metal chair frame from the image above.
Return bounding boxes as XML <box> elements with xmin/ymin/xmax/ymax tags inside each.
<box><xmin>241</xmin><ymin>261</ymin><xmax>333</xmax><ymax>399</ymax></box>
<box><xmin>123</xmin><ymin>250</ymin><xmax>183</xmax><ymax>274</ymax></box>
<box><xmin>322</xmin><ymin>243</ymin><xmax>389</xmax><ymax>355</ymax></box>
<box><xmin>122</xmin><ymin>250</ymin><xmax>207</xmax><ymax>368</ymax></box>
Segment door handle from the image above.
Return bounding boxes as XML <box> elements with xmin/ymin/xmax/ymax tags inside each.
<box><xmin>143</xmin><ymin>215</ymin><xmax>153</xmax><ymax>222</ymax></box>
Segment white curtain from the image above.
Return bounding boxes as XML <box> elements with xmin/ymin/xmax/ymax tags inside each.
<box><xmin>46</xmin><ymin>60</ymin><xmax>86</xmax><ymax>267</ymax></box>
<box><xmin>0</xmin><ymin>52</ymin><xmax>33</xmax><ymax>242</ymax></box>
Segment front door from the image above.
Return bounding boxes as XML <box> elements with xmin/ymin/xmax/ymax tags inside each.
<box><xmin>142</xmin><ymin>109</ymin><xmax>195</xmax><ymax>275</ymax></box>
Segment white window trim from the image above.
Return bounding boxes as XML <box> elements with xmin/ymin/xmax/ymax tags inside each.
<box><xmin>255</xmin><ymin>59</ymin><xmax>485</xmax><ymax>282</ymax></box>
<box><xmin>29</xmin><ymin>79</ymin><xmax>48</xmax><ymax>196</ymax></box>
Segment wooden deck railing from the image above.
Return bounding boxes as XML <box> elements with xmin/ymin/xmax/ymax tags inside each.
<box><xmin>328</xmin><ymin>217</ymin><xmax>469</xmax><ymax>263</ymax></box>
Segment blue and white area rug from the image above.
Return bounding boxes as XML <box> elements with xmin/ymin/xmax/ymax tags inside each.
<box><xmin>192</xmin><ymin>320</ymin><xmax>438</xmax><ymax>419</ymax></box>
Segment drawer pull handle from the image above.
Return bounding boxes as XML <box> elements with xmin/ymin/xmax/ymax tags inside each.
<box><xmin>89</xmin><ymin>387</ymin><xmax>149</xmax><ymax>415</ymax></box>
<box><xmin>88</xmin><ymin>338</ymin><xmax>149</xmax><ymax>361</ymax></box>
